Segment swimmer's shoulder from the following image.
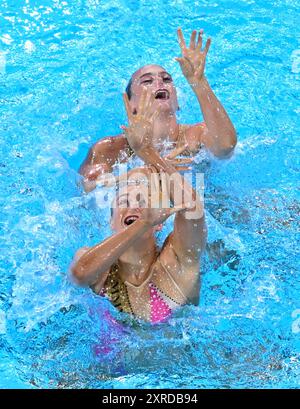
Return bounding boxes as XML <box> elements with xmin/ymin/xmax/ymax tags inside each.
<box><xmin>85</xmin><ymin>134</ymin><xmax>128</xmax><ymax>162</ymax></box>
<box><xmin>80</xmin><ymin>133</ymin><xmax>130</xmax><ymax>172</ymax></box>
<box><xmin>92</xmin><ymin>134</ymin><xmax>129</xmax><ymax>154</ymax></box>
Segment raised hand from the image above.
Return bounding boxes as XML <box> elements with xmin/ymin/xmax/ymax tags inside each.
<box><xmin>175</xmin><ymin>28</ymin><xmax>211</xmax><ymax>87</ymax></box>
<box><xmin>121</xmin><ymin>87</ymin><xmax>158</xmax><ymax>155</ymax></box>
<box><xmin>164</xmin><ymin>143</ymin><xmax>193</xmax><ymax>171</ymax></box>
<box><xmin>95</xmin><ymin>145</ymin><xmax>193</xmax><ymax>189</ymax></box>
<box><xmin>139</xmin><ymin>171</ymin><xmax>188</xmax><ymax>227</ymax></box>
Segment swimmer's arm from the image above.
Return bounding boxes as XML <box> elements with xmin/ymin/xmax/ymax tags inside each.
<box><xmin>70</xmin><ymin>220</ymin><xmax>151</xmax><ymax>287</ymax></box>
<box><xmin>171</xmin><ymin>207</ymin><xmax>207</xmax><ymax>264</ymax></box>
<box><xmin>138</xmin><ymin>147</ymin><xmax>206</xmax><ymax>258</ymax></box>
<box><xmin>175</xmin><ymin>28</ymin><xmax>236</xmax><ymax>158</ymax></box>
<box><xmin>161</xmin><ymin>212</ymin><xmax>206</xmax><ymax>305</ymax></box>
<box><xmin>137</xmin><ymin>146</ymin><xmax>198</xmax><ymax>208</ymax></box>
<box><xmin>142</xmin><ymin>148</ymin><xmax>206</xmax><ymax>302</ymax></box>
<box><xmin>79</xmin><ymin>135</ymin><xmax>129</xmax><ymax>193</ymax></box>
<box><xmin>190</xmin><ymin>77</ymin><xmax>237</xmax><ymax>158</ymax></box>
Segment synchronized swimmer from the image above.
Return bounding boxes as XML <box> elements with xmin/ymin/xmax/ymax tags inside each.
<box><xmin>79</xmin><ymin>28</ymin><xmax>236</xmax><ymax>192</ymax></box>
<box><xmin>71</xmin><ymin>28</ymin><xmax>236</xmax><ymax>323</ymax></box>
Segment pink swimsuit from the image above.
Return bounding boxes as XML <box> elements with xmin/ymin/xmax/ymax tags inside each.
<box><xmin>149</xmin><ymin>282</ymin><xmax>172</xmax><ymax>323</ymax></box>
<box><xmin>99</xmin><ymin>255</ymin><xmax>188</xmax><ymax>324</ymax></box>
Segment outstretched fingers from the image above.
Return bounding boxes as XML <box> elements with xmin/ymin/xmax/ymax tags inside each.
<box><xmin>204</xmin><ymin>37</ymin><xmax>211</xmax><ymax>56</ymax></box>
<box><xmin>160</xmin><ymin>172</ymin><xmax>170</xmax><ymax>207</ymax></box>
<box><xmin>164</xmin><ymin>144</ymin><xmax>193</xmax><ymax>170</ymax></box>
<box><xmin>189</xmin><ymin>30</ymin><xmax>197</xmax><ymax>50</ymax></box>
<box><xmin>177</xmin><ymin>28</ymin><xmax>187</xmax><ymax>53</ymax></box>
<box><xmin>123</xmin><ymin>93</ymin><xmax>134</xmax><ymax>124</ymax></box>
<box><xmin>169</xmin><ymin>157</ymin><xmax>193</xmax><ymax>165</ymax></box>
<box><xmin>137</xmin><ymin>87</ymin><xmax>156</xmax><ymax>121</ymax></box>
<box><xmin>196</xmin><ymin>30</ymin><xmax>211</xmax><ymax>55</ymax></box>
<box><xmin>173</xmin><ymin>165</ymin><xmax>192</xmax><ymax>171</ymax></box>
<box><xmin>172</xmin><ymin>201</ymin><xmax>194</xmax><ymax>214</ymax></box>
<box><xmin>165</xmin><ymin>143</ymin><xmax>189</xmax><ymax>159</ymax></box>
<box><xmin>196</xmin><ymin>29</ymin><xmax>204</xmax><ymax>51</ymax></box>
<box><xmin>149</xmin><ymin>108</ymin><xmax>159</xmax><ymax>123</ymax></box>
<box><xmin>145</xmin><ymin>90</ymin><xmax>156</xmax><ymax>118</ymax></box>
<box><xmin>138</xmin><ymin>86</ymin><xmax>148</xmax><ymax>116</ymax></box>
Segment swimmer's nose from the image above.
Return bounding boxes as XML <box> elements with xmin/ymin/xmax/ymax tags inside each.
<box><xmin>154</xmin><ymin>76</ymin><xmax>164</xmax><ymax>88</ymax></box>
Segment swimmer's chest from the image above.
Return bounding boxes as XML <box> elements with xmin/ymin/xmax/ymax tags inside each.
<box><xmin>102</xmin><ymin>260</ymin><xmax>187</xmax><ymax>321</ymax></box>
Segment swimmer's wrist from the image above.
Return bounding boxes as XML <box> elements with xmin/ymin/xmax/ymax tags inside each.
<box><xmin>190</xmin><ymin>76</ymin><xmax>208</xmax><ymax>90</ymax></box>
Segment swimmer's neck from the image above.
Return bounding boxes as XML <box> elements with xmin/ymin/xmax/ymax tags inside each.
<box><xmin>152</xmin><ymin>112</ymin><xmax>179</xmax><ymax>146</ymax></box>
<box><xmin>118</xmin><ymin>239</ymin><xmax>157</xmax><ymax>285</ymax></box>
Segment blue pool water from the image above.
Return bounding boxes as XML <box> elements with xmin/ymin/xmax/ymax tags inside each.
<box><xmin>0</xmin><ymin>0</ymin><xmax>299</xmax><ymax>388</ymax></box>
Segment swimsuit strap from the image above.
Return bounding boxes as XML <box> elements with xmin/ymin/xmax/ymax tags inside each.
<box><xmin>154</xmin><ymin>252</ymin><xmax>189</xmax><ymax>304</ymax></box>
<box><xmin>102</xmin><ymin>264</ymin><xmax>133</xmax><ymax>315</ymax></box>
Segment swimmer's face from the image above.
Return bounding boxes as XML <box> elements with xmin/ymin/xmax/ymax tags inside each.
<box><xmin>110</xmin><ymin>185</ymin><xmax>160</xmax><ymax>237</ymax></box>
<box><xmin>129</xmin><ymin>65</ymin><xmax>179</xmax><ymax>115</ymax></box>
<box><xmin>111</xmin><ymin>185</ymin><xmax>148</xmax><ymax>232</ymax></box>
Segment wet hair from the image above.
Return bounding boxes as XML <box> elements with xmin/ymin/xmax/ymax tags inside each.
<box><xmin>125</xmin><ymin>76</ymin><xmax>133</xmax><ymax>100</ymax></box>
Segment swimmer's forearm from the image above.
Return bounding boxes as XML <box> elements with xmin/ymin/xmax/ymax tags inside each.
<box><xmin>71</xmin><ymin>220</ymin><xmax>151</xmax><ymax>286</ymax></box>
<box><xmin>142</xmin><ymin>149</ymin><xmax>205</xmax><ymax>259</ymax></box>
<box><xmin>191</xmin><ymin>77</ymin><xmax>237</xmax><ymax>157</ymax></box>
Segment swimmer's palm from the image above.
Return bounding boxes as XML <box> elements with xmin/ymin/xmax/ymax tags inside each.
<box><xmin>176</xmin><ymin>28</ymin><xmax>211</xmax><ymax>86</ymax></box>
<box><xmin>122</xmin><ymin>89</ymin><xmax>157</xmax><ymax>154</ymax></box>
<box><xmin>123</xmin><ymin>119</ymin><xmax>153</xmax><ymax>153</ymax></box>
<box><xmin>141</xmin><ymin>171</ymin><xmax>188</xmax><ymax>226</ymax></box>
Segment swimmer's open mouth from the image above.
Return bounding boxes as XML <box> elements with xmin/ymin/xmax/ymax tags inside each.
<box><xmin>124</xmin><ymin>215</ymin><xmax>139</xmax><ymax>226</ymax></box>
<box><xmin>155</xmin><ymin>89</ymin><xmax>170</xmax><ymax>100</ymax></box>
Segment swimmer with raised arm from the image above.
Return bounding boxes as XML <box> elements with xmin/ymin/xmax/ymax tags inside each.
<box><xmin>80</xmin><ymin>28</ymin><xmax>237</xmax><ymax>192</ymax></box>
<box><xmin>71</xmin><ymin>89</ymin><xmax>207</xmax><ymax>323</ymax></box>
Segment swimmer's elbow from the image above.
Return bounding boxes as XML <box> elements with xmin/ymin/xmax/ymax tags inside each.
<box><xmin>217</xmin><ymin>130</ymin><xmax>237</xmax><ymax>158</ymax></box>
<box><xmin>70</xmin><ymin>246</ymin><xmax>91</xmax><ymax>285</ymax></box>
<box><xmin>70</xmin><ymin>264</ymin><xmax>90</xmax><ymax>287</ymax></box>
<box><xmin>211</xmin><ymin>139</ymin><xmax>236</xmax><ymax>159</ymax></box>
<box><xmin>214</xmin><ymin>146</ymin><xmax>235</xmax><ymax>159</ymax></box>
<box><xmin>80</xmin><ymin>163</ymin><xmax>111</xmax><ymax>193</ymax></box>
<box><xmin>82</xmin><ymin>178</ymin><xmax>97</xmax><ymax>193</ymax></box>
<box><xmin>206</xmin><ymin>128</ymin><xmax>237</xmax><ymax>159</ymax></box>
